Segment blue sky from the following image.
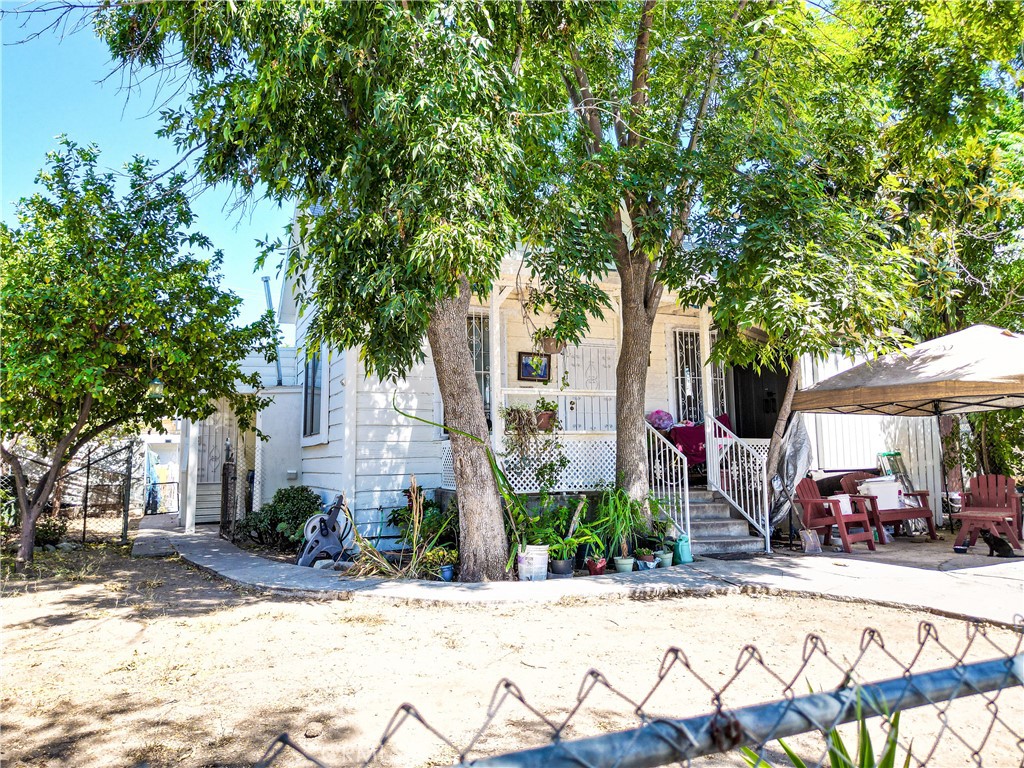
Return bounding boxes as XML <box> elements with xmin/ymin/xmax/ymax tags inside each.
<box><xmin>2</xmin><ymin>10</ymin><xmax>295</xmax><ymax>327</ymax></box>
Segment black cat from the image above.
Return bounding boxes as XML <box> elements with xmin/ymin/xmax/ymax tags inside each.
<box><xmin>979</xmin><ymin>529</ymin><xmax>1021</xmax><ymax>558</ymax></box>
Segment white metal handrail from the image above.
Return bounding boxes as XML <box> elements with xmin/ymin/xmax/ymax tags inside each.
<box><xmin>706</xmin><ymin>418</ymin><xmax>771</xmax><ymax>552</ymax></box>
<box><xmin>645</xmin><ymin>424</ymin><xmax>690</xmax><ymax>542</ymax></box>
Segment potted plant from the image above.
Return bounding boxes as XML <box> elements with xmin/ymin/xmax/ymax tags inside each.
<box><xmin>644</xmin><ymin>514</ymin><xmax>676</xmax><ymax>567</ymax></box>
<box><xmin>549</xmin><ymin>523</ymin><xmax>603</xmax><ymax>577</ymax></box>
<box><xmin>421</xmin><ymin>547</ymin><xmax>458</xmax><ymax>581</ymax></box>
<box><xmin>634</xmin><ymin>546</ymin><xmax>657</xmax><ymax>571</ymax></box>
<box><xmin>594</xmin><ymin>486</ymin><xmax>646</xmax><ymax>573</ymax></box>
<box><xmin>534</xmin><ymin>396</ymin><xmax>560</xmax><ymax>432</ymax></box>
<box><xmin>499</xmin><ymin>402</ymin><xmax>568</xmax><ymax>493</ymax></box>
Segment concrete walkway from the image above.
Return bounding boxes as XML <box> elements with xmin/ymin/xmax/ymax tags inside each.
<box><xmin>133</xmin><ymin>515</ymin><xmax>1024</xmax><ymax>627</ymax></box>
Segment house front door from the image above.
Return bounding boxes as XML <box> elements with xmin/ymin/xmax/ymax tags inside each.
<box><xmin>730</xmin><ymin>365</ymin><xmax>790</xmax><ymax>440</ymax></box>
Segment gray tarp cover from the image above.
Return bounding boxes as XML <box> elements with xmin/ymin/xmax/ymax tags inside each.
<box><xmin>770</xmin><ymin>416</ymin><xmax>812</xmax><ymax>531</ymax></box>
<box><xmin>790</xmin><ymin>325</ymin><xmax>1024</xmax><ymax>417</ymax></box>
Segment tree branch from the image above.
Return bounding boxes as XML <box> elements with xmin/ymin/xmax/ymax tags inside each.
<box><xmin>0</xmin><ymin>442</ymin><xmax>32</xmax><ymax>521</ymax></box>
<box><xmin>628</xmin><ymin>0</ymin><xmax>657</xmax><ymax>147</ymax></box>
<box><xmin>29</xmin><ymin>393</ymin><xmax>94</xmax><ymax>516</ymax></box>
<box><xmin>687</xmin><ymin>0</ymin><xmax>748</xmax><ymax>156</ymax></box>
<box><xmin>569</xmin><ymin>45</ymin><xmax>604</xmax><ymax>153</ymax></box>
<box><xmin>69</xmin><ymin>414</ymin><xmax>134</xmax><ymax>458</ymax></box>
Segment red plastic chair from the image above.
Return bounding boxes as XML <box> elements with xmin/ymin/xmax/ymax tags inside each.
<box><xmin>794</xmin><ymin>478</ymin><xmax>877</xmax><ymax>553</ymax></box>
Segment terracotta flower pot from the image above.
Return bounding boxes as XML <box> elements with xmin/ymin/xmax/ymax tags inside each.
<box><xmin>586</xmin><ymin>557</ymin><xmax>607</xmax><ymax>576</ymax></box>
<box><xmin>535</xmin><ymin>410</ymin><xmax>557</xmax><ymax>431</ymax></box>
<box><xmin>540</xmin><ymin>337</ymin><xmax>567</xmax><ymax>354</ymax></box>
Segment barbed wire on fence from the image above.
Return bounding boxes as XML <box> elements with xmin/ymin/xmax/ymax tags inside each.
<box><xmin>252</xmin><ymin>618</ymin><xmax>1024</xmax><ymax>768</ymax></box>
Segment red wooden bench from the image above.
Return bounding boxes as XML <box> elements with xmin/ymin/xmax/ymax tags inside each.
<box><xmin>840</xmin><ymin>472</ymin><xmax>937</xmax><ymax>543</ymax></box>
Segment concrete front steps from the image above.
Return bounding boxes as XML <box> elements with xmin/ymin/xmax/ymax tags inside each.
<box><xmin>686</xmin><ymin>487</ymin><xmax>767</xmax><ymax>556</ymax></box>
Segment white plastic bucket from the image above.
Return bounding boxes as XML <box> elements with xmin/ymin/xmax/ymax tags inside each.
<box><xmin>518</xmin><ymin>545</ymin><xmax>549</xmax><ymax>581</ymax></box>
<box><xmin>828</xmin><ymin>494</ymin><xmax>853</xmax><ymax>515</ymax></box>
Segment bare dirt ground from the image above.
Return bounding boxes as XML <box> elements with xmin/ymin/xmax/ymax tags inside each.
<box><xmin>2</xmin><ymin>544</ymin><xmax>1021</xmax><ymax>768</ymax></box>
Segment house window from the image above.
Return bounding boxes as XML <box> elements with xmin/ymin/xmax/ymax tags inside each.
<box><xmin>303</xmin><ymin>351</ymin><xmax>322</xmax><ymax>437</ymax></box>
<box><xmin>674</xmin><ymin>329</ymin><xmax>726</xmax><ymax>423</ymax></box>
<box><xmin>468</xmin><ymin>314</ymin><xmax>491</xmax><ymax>424</ymax></box>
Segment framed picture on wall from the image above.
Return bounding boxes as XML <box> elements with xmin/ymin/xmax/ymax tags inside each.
<box><xmin>517</xmin><ymin>352</ymin><xmax>551</xmax><ymax>382</ymax></box>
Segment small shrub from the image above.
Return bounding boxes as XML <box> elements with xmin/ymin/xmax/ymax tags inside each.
<box><xmin>387</xmin><ymin>491</ymin><xmax>457</xmax><ymax>549</ymax></box>
<box><xmin>239</xmin><ymin>485</ymin><xmax>322</xmax><ymax>552</ymax></box>
<box><xmin>34</xmin><ymin>515</ymin><xmax>68</xmax><ymax>547</ymax></box>
<box><xmin>420</xmin><ymin>547</ymin><xmax>458</xmax><ymax>579</ymax></box>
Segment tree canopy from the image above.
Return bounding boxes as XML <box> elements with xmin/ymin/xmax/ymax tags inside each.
<box><xmin>1</xmin><ymin>139</ymin><xmax>276</xmax><ymax>568</ymax></box>
<box><xmin>95</xmin><ymin>0</ymin><xmax>523</xmax><ymax>579</ymax></box>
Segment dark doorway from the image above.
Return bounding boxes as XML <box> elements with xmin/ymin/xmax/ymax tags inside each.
<box><xmin>730</xmin><ymin>365</ymin><xmax>790</xmax><ymax>439</ymax></box>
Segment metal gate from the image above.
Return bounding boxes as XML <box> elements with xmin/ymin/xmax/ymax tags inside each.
<box><xmin>219</xmin><ymin>439</ymin><xmax>238</xmax><ymax>541</ymax></box>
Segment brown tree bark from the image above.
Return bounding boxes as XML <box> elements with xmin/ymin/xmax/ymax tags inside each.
<box><xmin>765</xmin><ymin>356</ymin><xmax>801</xmax><ymax>492</ymax></box>
<box><xmin>4</xmin><ymin>394</ymin><xmax>93</xmax><ymax>573</ymax></box>
<box><xmin>426</xmin><ymin>277</ymin><xmax>509</xmax><ymax>582</ymax></box>
<box><xmin>614</xmin><ymin>236</ymin><xmax>662</xmax><ymax>503</ymax></box>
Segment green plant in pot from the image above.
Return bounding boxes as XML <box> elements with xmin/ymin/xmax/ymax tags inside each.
<box><xmin>634</xmin><ymin>546</ymin><xmax>658</xmax><ymax>571</ymax></box>
<box><xmin>421</xmin><ymin>547</ymin><xmax>458</xmax><ymax>581</ymax></box>
<box><xmin>594</xmin><ymin>486</ymin><xmax>646</xmax><ymax>573</ymax></box>
<box><xmin>644</xmin><ymin>513</ymin><xmax>677</xmax><ymax>567</ymax></box>
<box><xmin>548</xmin><ymin>523</ymin><xmax>602</xmax><ymax>576</ymax></box>
<box><xmin>500</xmin><ymin>401</ymin><xmax>568</xmax><ymax>493</ymax></box>
<box><xmin>534</xmin><ymin>395</ymin><xmax>560</xmax><ymax>432</ymax></box>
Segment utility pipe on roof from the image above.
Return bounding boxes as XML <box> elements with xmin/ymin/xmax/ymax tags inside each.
<box><xmin>263</xmin><ymin>276</ymin><xmax>284</xmax><ymax>387</ymax></box>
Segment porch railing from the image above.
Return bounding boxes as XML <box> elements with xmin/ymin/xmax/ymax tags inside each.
<box><xmin>706</xmin><ymin>418</ymin><xmax>771</xmax><ymax>552</ymax></box>
<box><xmin>645</xmin><ymin>424</ymin><xmax>690</xmax><ymax>542</ymax></box>
<box><xmin>439</xmin><ymin>433</ymin><xmax>617</xmax><ymax>495</ymax></box>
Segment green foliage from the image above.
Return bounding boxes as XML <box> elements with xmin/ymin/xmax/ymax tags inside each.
<box><xmin>593</xmin><ymin>486</ymin><xmax>648</xmax><ymax>559</ymax></box>
<box><xmin>0</xmin><ymin>140</ymin><xmax>276</xmax><ymax>452</ymax></box>
<box><xmin>0</xmin><ymin>140</ymin><xmax>276</xmax><ymax>566</ymax></box>
<box><xmin>33</xmin><ymin>515</ymin><xmax>68</xmax><ymax>547</ymax></box>
<box><xmin>0</xmin><ymin>479</ymin><xmax>16</xmax><ymax>536</ymax></box>
<box><xmin>386</xmin><ymin>495</ymin><xmax>458</xmax><ymax>550</ymax></box>
<box><xmin>500</xmin><ymin>403</ymin><xmax>569</xmax><ymax>492</ymax></box>
<box><xmin>240</xmin><ymin>486</ymin><xmax>322</xmax><ymax>553</ymax></box>
<box><xmin>740</xmin><ymin>709</ymin><xmax>911</xmax><ymax>768</ymax></box>
<box><xmin>535</xmin><ymin>396</ymin><xmax>559</xmax><ymax>413</ymax></box>
<box><xmin>420</xmin><ymin>547</ymin><xmax>459</xmax><ymax>579</ymax></box>
<box><xmin>96</xmin><ymin>0</ymin><xmax>520</xmax><ymax>383</ymax></box>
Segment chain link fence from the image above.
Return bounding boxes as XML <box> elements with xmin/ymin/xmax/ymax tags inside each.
<box><xmin>3</xmin><ymin>440</ymin><xmax>144</xmax><ymax>546</ymax></box>
<box><xmin>252</xmin><ymin>620</ymin><xmax>1023</xmax><ymax>768</ymax></box>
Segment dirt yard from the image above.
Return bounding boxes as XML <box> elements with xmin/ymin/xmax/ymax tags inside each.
<box><xmin>2</xmin><ymin>545</ymin><xmax>1021</xmax><ymax>768</ymax></box>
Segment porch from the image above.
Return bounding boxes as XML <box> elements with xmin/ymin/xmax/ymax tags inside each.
<box><xmin>438</xmin><ymin>422</ymin><xmax>772</xmax><ymax>555</ymax></box>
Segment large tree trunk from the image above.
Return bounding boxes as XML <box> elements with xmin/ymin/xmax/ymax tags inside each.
<box><xmin>765</xmin><ymin>357</ymin><xmax>801</xmax><ymax>491</ymax></box>
<box><xmin>614</xmin><ymin>242</ymin><xmax>662</xmax><ymax>503</ymax></box>
<box><xmin>426</xmin><ymin>278</ymin><xmax>509</xmax><ymax>582</ymax></box>
<box><xmin>16</xmin><ymin>499</ymin><xmax>48</xmax><ymax>573</ymax></box>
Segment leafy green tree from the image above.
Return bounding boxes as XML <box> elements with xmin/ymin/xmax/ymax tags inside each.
<box><xmin>94</xmin><ymin>0</ymin><xmax>518</xmax><ymax>580</ymax></box>
<box><xmin>1</xmin><ymin>140</ymin><xmax>276</xmax><ymax>572</ymax></box>
<box><xmin>513</xmin><ymin>2</ymin><xmax>915</xmax><ymax>501</ymax></box>
<box><xmin>514</xmin><ymin>1</ymin><xmax>1023</xmax><ymax>500</ymax></box>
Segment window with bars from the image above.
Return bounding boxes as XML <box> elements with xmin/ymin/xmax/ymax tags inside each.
<box><xmin>302</xmin><ymin>351</ymin><xmax>322</xmax><ymax>437</ymax></box>
<box><xmin>468</xmin><ymin>315</ymin><xmax>491</xmax><ymax>424</ymax></box>
<box><xmin>674</xmin><ymin>329</ymin><xmax>726</xmax><ymax>423</ymax></box>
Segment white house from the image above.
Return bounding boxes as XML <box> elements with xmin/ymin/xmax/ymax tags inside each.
<box><xmin>175</xmin><ymin>261</ymin><xmax>944</xmax><ymax>555</ymax></box>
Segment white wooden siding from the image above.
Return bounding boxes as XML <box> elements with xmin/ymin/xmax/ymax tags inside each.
<box><xmin>353</xmin><ymin>349</ymin><xmax>441</xmax><ymax>529</ymax></box>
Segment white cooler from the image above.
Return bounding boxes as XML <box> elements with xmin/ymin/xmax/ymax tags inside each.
<box><xmin>857</xmin><ymin>478</ymin><xmax>902</xmax><ymax>509</ymax></box>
